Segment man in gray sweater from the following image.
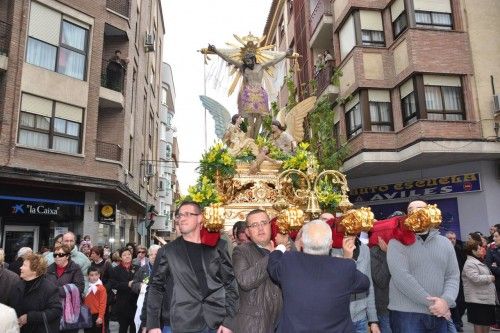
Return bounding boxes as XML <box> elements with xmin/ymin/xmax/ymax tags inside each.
<box><xmin>387</xmin><ymin>200</ymin><xmax>460</xmax><ymax>333</ymax></box>
<box><xmin>331</xmin><ymin>236</ymin><xmax>380</xmax><ymax>333</ymax></box>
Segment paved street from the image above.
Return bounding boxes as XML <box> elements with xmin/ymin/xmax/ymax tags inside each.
<box><xmin>98</xmin><ymin>316</ymin><xmax>478</xmax><ymax>333</ymax></box>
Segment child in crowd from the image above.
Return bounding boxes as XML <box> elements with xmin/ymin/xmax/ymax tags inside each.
<box><xmin>84</xmin><ymin>267</ymin><xmax>107</xmax><ymax>333</ymax></box>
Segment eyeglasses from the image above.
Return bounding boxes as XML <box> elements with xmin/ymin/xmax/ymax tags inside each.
<box><xmin>53</xmin><ymin>253</ymin><xmax>69</xmax><ymax>258</ymax></box>
<box><xmin>175</xmin><ymin>212</ymin><xmax>200</xmax><ymax>220</ymax></box>
<box><xmin>247</xmin><ymin>220</ymin><xmax>270</xmax><ymax>229</ymax></box>
<box><xmin>138</xmin><ymin>251</ymin><xmax>146</xmax><ymax>254</ymax></box>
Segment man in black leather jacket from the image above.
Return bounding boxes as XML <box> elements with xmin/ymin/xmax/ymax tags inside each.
<box><xmin>146</xmin><ymin>201</ymin><xmax>239</xmax><ymax>333</ymax></box>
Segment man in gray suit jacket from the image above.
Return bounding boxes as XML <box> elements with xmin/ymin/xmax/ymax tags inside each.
<box><xmin>232</xmin><ymin>209</ymin><xmax>289</xmax><ymax>333</ymax></box>
<box><xmin>146</xmin><ymin>201</ymin><xmax>238</xmax><ymax>333</ymax></box>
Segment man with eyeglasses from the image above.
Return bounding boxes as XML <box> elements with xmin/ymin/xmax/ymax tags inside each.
<box><xmin>146</xmin><ymin>201</ymin><xmax>238</xmax><ymax>333</ymax></box>
<box><xmin>232</xmin><ymin>209</ymin><xmax>289</xmax><ymax>333</ymax></box>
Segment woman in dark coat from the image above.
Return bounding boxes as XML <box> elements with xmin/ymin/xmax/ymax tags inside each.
<box><xmin>109</xmin><ymin>247</ymin><xmax>139</xmax><ymax>333</ymax></box>
<box><xmin>485</xmin><ymin>230</ymin><xmax>500</xmax><ymax>329</ymax></box>
<box><xmin>12</xmin><ymin>253</ymin><xmax>62</xmax><ymax>333</ymax></box>
<box><xmin>46</xmin><ymin>244</ymin><xmax>85</xmax><ymax>333</ymax></box>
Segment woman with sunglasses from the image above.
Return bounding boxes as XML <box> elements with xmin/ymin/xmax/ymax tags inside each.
<box><xmin>46</xmin><ymin>244</ymin><xmax>85</xmax><ymax>333</ymax></box>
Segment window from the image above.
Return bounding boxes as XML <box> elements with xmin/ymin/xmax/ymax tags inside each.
<box><xmin>26</xmin><ymin>3</ymin><xmax>89</xmax><ymax>80</ymax></box>
<box><xmin>425</xmin><ymin>86</ymin><xmax>463</xmax><ymax>120</ymax></box>
<box><xmin>58</xmin><ymin>21</ymin><xmax>88</xmax><ymax>79</ymax></box>
<box><xmin>148</xmin><ymin>114</ymin><xmax>153</xmax><ymax>149</ymax></box>
<box><xmin>18</xmin><ymin>94</ymin><xmax>83</xmax><ymax>154</ymax></box>
<box><xmin>131</xmin><ymin>68</ymin><xmax>137</xmax><ymax>114</ymax></box>
<box><xmin>142</xmin><ymin>92</ymin><xmax>147</xmax><ymax>134</ymax></box>
<box><xmin>339</xmin><ymin>15</ymin><xmax>356</xmax><ymax>59</ymax></box>
<box><xmin>279</xmin><ymin>18</ymin><xmax>285</xmax><ymax>42</ymax></box>
<box><xmin>415</xmin><ymin>11</ymin><xmax>452</xmax><ymax>30</ymax></box>
<box><xmin>369</xmin><ymin>102</ymin><xmax>392</xmax><ymax>131</ymax></box>
<box><xmin>361</xmin><ymin>30</ymin><xmax>385</xmax><ymax>47</ymax></box>
<box><xmin>128</xmin><ymin>135</ymin><xmax>134</xmax><ymax>172</ymax></box>
<box><xmin>166</xmin><ymin>143</ymin><xmax>172</xmax><ymax>158</ymax></box>
<box><xmin>18</xmin><ymin>112</ymin><xmax>50</xmax><ymax>149</ymax></box>
<box><xmin>134</xmin><ymin>21</ymin><xmax>139</xmax><ymax>46</ymax></box>
<box><xmin>346</xmin><ymin>103</ymin><xmax>362</xmax><ymax>138</ymax></box>
<box><xmin>161</xmin><ymin>87</ymin><xmax>167</xmax><ymax>106</ymax></box>
<box><xmin>360</xmin><ymin>10</ymin><xmax>385</xmax><ymax>47</ymax></box>
<box><xmin>166</xmin><ymin>113</ymin><xmax>173</xmax><ymax>129</ymax></box>
<box><xmin>393</xmin><ymin>12</ymin><xmax>408</xmax><ymax>37</ymax></box>
<box><xmin>402</xmin><ymin>92</ymin><xmax>417</xmax><ymax>125</ymax></box>
<box><xmin>52</xmin><ymin>118</ymin><xmax>80</xmax><ymax>153</ymax></box>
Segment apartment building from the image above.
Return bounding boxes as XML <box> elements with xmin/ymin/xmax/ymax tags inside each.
<box><xmin>152</xmin><ymin>61</ymin><xmax>179</xmax><ymax>241</ymax></box>
<box><xmin>264</xmin><ymin>0</ymin><xmax>500</xmax><ymax>237</ymax></box>
<box><xmin>0</xmin><ymin>0</ymin><xmax>166</xmax><ymax>259</ymax></box>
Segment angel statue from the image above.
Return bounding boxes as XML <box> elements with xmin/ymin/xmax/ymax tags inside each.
<box><xmin>199</xmin><ymin>96</ymin><xmax>259</xmax><ymax>157</ymax></box>
<box><xmin>271</xmin><ymin>120</ymin><xmax>297</xmax><ymax>154</ymax></box>
<box><xmin>204</xmin><ymin>33</ymin><xmax>296</xmax><ymax>138</ymax></box>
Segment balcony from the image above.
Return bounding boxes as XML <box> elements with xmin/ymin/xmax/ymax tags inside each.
<box><xmin>106</xmin><ymin>0</ymin><xmax>130</xmax><ymax>17</ymax></box>
<box><xmin>309</xmin><ymin>0</ymin><xmax>333</xmax><ymax>49</ymax></box>
<box><xmin>342</xmin><ymin>120</ymin><xmax>484</xmax><ymax>177</ymax></box>
<box><xmin>99</xmin><ymin>58</ymin><xmax>125</xmax><ymax>109</ymax></box>
<box><xmin>150</xmin><ymin>215</ymin><xmax>169</xmax><ymax>230</ymax></box>
<box><xmin>96</xmin><ymin>140</ymin><xmax>122</xmax><ymax>162</ymax></box>
<box><xmin>315</xmin><ymin>63</ymin><xmax>339</xmax><ymax>101</ymax></box>
<box><xmin>0</xmin><ymin>20</ymin><xmax>11</xmax><ymax>71</ymax></box>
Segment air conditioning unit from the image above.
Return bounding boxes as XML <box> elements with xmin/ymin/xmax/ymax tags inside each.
<box><xmin>144</xmin><ymin>33</ymin><xmax>156</xmax><ymax>52</ymax></box>
<box><xmin>494</xmin><ymin>94</ymin><xmax>500</xmax><ymax>114</ymax></box>
<box><xmin>145</xmin><ymin>163</ymin><xmax>155</xmax><ymax>177</ymax></box>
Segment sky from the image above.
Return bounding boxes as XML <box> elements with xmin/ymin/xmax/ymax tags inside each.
<box><xmin>160</xmin><ymin>0</ymin><xmax>273</xmax><ymax>194</ymax></box>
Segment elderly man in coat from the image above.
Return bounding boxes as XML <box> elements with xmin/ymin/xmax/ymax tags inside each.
<box><xmin>232</xmin><ymin>209</ymin><xmax>290</xmax><ymax>333</ymax></box>
<box><xmin>268</xmin><ymin>219</ymin><xmax>370</xmax><ymax>333</ymax></box>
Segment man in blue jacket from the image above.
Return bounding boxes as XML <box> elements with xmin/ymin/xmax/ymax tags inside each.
<box><xmin>268</xmin><ymin>219</ymin><xmax>370</xmax><ymax>333</ymax></box>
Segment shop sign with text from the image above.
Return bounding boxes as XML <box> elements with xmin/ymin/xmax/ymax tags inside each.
<box><xmin>10</xmin><ymin>202</ymin><xmax>61</xmax><ymax>216</ymax></box>
<box><xmin>99</xmin><ymin>204</ymin><xmax>116</xmax><ymax>223</ymax></box>
<box><xmin>349</xmin><ymin>173</ymin><xmax>481</xmax><ymax>203</ymax></box>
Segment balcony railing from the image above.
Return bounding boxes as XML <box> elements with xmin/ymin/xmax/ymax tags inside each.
<box><xmin>310</xmin><ymin>0</ymin><xmax>332</xmax><ymax>35</ymax></box>
<box><xmin>315</xmin><ymin>64</ymin><xmax>334</xmax><ymax>97</ymax></box>
<box><xmin>101</xmin><ymin>58</ymin><xmax>126</xmax><ymax>93</ymax></box>
<box><xmin>106</xmin><ymin>0</ymin><xmax>130</xmax><ymax>17</ymax></box>
<box><xmin>0</xmin><ymin>20</ymin><xmax>11</xmax><ymax>55</ymax></box>
<box><xmin>96</xmin><ymin>140</ymin><xmax>122</xmax><ymax>161</ymax></box>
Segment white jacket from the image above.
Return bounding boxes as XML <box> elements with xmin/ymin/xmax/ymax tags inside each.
<box><xmin>462</xmin><ymin>255</ymin><xmax>496</xmax><ymax>305</ymax></box>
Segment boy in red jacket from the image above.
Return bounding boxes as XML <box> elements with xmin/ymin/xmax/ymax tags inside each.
<box><xmin>84</xmin><ymin>267</ymin><xmax>107</xmax><ymax>333</ymax></box>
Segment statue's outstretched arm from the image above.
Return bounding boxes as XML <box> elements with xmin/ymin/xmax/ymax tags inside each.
<box><xmin>261</xmin><ymin>48</ymin><xmax>293</xmax><ymax>69</ymax></box>
<box><xmin>208</xmin><ymin>44</ymin><xmax>242</xmax><ymax>67</ymax></box>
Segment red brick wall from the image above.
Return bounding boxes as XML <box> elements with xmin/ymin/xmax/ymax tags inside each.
<box><xmin>345</xmin><ymin>120</ymin><xmax>482</xmax><ymax>157</ymax></box>
<box><xmin>0</xmin><ymin>0</ymin><xmax>165</xmax><ymax>204</ymax></box>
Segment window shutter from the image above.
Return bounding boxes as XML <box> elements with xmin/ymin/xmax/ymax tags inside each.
<box><xmin>55</xmin><ymin>102</ymin><xmax>83</xmax><ymax>123</ymax></box>
<box><xmin>345</xmin><ymin>93</ymin><xmax>360</xmax><ymax>111</ymax></box>
<box><xmin>423</xmin><ymin>75</ymin><xmax>461</xmax><ymax>87</ymax></box>
<box><xmin>400</xmin><ymin>78</ymin><xmax>414</xmax><ymax>98</ymax></box>
<box><xmin>360</xmin><ymin>10</ymin><xmax>384</xmax><ymax>31</ymax></box>
<box><xmin>368</xmin><ymin>90</ymin><xmax>391</xmax><ymax>102</ymax></box>
<box><xmin>413</xmin><ymin>0</ymin><xmax>451</xmax><ymax>13</ymax></box>
<box><xmin>28</xmin><ymin>2</ymin><xmax>61</xmax><ymax>45</ymax></box>
<box><xmin>391</xmin><ymin>0</ymin><xmax>405</xmax><ymax>21</ymax></box>
<box><xmin>21</xmin><ymin>93</ymin><xmax>53</xmax><ymax>117</ymax></box>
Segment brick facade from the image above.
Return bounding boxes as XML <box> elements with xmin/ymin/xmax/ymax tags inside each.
<box><xmin>262</xmin><ymin>0</ymin><xmax>499</xmax><ymax>175</ymax></box>
<box><xmin>0</xmin><ymin>0</ymin><xmax>166</xmax><ymax>247</ymax></box>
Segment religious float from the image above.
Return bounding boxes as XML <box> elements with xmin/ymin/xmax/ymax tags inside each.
<box><xmin>177</xmin><ymin>33</ymin><xmax>442</xmax><ymax>239</ymax></box>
